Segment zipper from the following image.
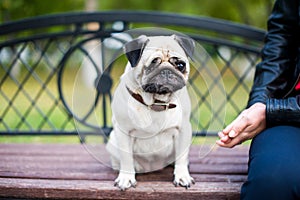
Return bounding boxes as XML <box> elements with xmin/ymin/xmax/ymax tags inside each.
<box><xmin>283</xmin><ymin>73</ymin><xmax>300</xmax><ymax>98</ymax></box>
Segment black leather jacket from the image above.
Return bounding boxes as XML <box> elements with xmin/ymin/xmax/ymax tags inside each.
<box><xmin>247</xmin><ymin>0</ymin><xmax>300</xmax><ymax>127</ymax></box>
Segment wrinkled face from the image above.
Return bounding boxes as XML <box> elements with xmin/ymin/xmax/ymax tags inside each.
<box><xmin>133</xmin><ymin>36</ymin><xmax>190</xmax><ymax>94</ymax></box>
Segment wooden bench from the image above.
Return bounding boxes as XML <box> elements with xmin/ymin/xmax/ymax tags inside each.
<box><xmin>0</xmin><ymin>143</ymin><xmax>248</xmax><ymax>199</ymax></box>
<box><xmin>0</xmin><ymin>11</ymin><xmax>264</xmax><ymax>199</ymax></box>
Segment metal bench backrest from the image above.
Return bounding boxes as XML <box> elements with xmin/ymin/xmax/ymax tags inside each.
<box><xmin>0</xmin><ymin>11</ymin><xmax>265</xmax><ymax>139</ymax></box>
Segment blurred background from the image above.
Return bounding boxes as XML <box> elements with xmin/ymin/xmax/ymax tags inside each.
<box><xmin>1</xmin><ymin>0</ymin><xmax>274</xmax><ymax>29</ymax></box>
<box><xmin>0</xmin><ymin>0</ymin><xmax>274</xmax><ymax>144</ymax></box>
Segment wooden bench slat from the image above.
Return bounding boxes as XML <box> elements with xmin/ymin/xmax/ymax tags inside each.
<box><xmin>0</xmin><ymin>154</ymin><xmax>248</xmax><ymax>166</ymax></box>
<box><xmin>0</xmin><ymin>178</ymin><xmax>242</xmax><ymax>200</ymax></box>
<box><xmin>0</xmin><ymin>171</ymin><xmax>247</xmax><ymax>182</ymax></box>
<box><xmin>0</xmin><ymin>144</ymin><xmax>249</xmax><ymax>163</ymax></box>
<box><xmin>0</xmin><ymin>163</ymin><xmax>247</xmax><ymax>177</ymax></box>
<box><xmin>0</xmin><ymin>144</ymin><xmax>249</xmax><ymax>156</ymax></box>
<box><xmin>0</xmin><ymin>158</ymin><xmax>247</xmax><ymax>175</ymax></box>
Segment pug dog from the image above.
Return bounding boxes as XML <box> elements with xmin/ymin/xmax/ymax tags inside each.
<box><xmin>106</xmin><ymin>34</ymin><xmax>195</xmax><ymax>190</ymax></box>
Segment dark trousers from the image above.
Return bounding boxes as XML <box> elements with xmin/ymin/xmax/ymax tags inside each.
<box><xmin>241</xmin><ymin>126</ymin><xmax>300</xmax><ymax>200</ymax></box>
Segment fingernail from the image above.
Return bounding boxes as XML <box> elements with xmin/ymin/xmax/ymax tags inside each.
<box><xmin>216</xmin><ymin>140</ymin><xmax>223</xmax><ymax>145</ymax></box>
<box><xmin>229</xmin><ymin>130</ymin><xmax>236</xmax><ymax>138</ymax></box>
<box><xmin>218</xmin><ymin>131</ymin><xmax>224</xmax><ymax>138</ymax></box>
<box><xmin>221</xmin><ymin>136</ymin><xmax>228</xmax><ymax>143</ymax></box>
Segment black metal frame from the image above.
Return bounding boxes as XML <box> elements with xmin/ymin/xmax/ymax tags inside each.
<box><xmin>0</xmin><ymin>11</ymin><xmax>265</xmax><ymax>137</ymax></box>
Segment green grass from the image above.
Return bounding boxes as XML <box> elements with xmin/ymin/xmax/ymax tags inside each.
<box><xmin>0</xmin><ymin>135</ymin><xmax>80</xmax><ymax>143</ymax></box>
<box><xmin>0</xmin><ymin>134</ymin><xmax>107</xmax><ymax>144</ymax></box>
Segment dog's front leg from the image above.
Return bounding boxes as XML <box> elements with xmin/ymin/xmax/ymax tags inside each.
<box><xmin>173</xmin><ymin>123</ymin><xmax>195</xmax><ymax>188</ymax></box>
<box><xmin>114</xmin><ymin>126</ymin><xmax>136</xmax><ymax>190</ymax></box>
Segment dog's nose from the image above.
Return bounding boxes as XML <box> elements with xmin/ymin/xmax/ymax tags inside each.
<box><xmin>160</xmin><ymin>69</ymin><xmax>175</xmax><ymax>80</ymax></box>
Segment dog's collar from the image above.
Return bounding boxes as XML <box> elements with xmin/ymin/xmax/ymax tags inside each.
<box><xmin>126</xmin><ymin>86</ymin><xmax>176</xmax><ymax>112</ymax></box>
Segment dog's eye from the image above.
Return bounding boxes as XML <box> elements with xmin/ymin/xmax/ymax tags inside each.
<box><xmin>175</xmin><ymin>61</ymin><xmax>186</xmax><ymax>72</ymax></box>
<box><xmin>170</xmin><ymin>57</ymin><xmax>186</xmax><ymax>73</ymax></box>
<box><xmin>151</xmin><ymin>57</ymin><xmax>162</xmax><ymax>64</ymax></box>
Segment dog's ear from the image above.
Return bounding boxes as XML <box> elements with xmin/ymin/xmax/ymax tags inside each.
<box><xmin>173</xmin><ymin>35</ymin><xmax>195</xmax><ymax>60</ymax></box>
<box><xmin>124</xmin><ymin>35</ymin><xmax>149</xmax><ymax>67</ymax></box>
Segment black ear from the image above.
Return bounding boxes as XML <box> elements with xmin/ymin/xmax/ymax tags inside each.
<box><xmin>123</xmin><ymin>35</ymin><xmax>149</xmax><ymax>67</ymax></box>
<box><xmin>174</xmin><ymin>35</ymin><xmax>195</xmax><ymax>60</ymax></box>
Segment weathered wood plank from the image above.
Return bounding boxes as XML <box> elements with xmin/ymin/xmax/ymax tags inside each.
<box><xmin>0</xmin><ymin>170</ymin><xmax>247</xmax><ymax>182</ymax></box>
<box><xmin>0</xmin><ymin>162</ymin><xmax>247</xmax><ymax>176</ymax></box>
<box><xmin>0</xmin><ymin>144</ymin><xmax>249</xmax><ymax>156</ymax></box>
<box><xmin>0</xmin><ymin>151</ymin><xmax>249</xmax><ymax>163</ymax></box>
<box><xmin>0</xmin><ymin>178</ymin><xmax>242</xmax><ymax>200</ymax></box>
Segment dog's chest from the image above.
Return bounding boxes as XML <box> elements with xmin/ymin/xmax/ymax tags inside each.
<box><xmin>131</xmin><ymin>127</ymin><xmax>178</xmax><ymax>172</ymax></box>
<box><xmin>131</xmin><ymin>127</ymin><xmax>177</xmax><ymax>152</ymax></box>
<box><xmin>128</xmin><ymin>98</ymin><xmax>182</xmax><ymax>132</ymax></box>
<box><xmin>128</xmin><ymin>103</ymin><xmax>182</xmax><ymax>154</ymax></box>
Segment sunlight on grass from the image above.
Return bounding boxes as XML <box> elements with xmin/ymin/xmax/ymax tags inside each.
<box><xmin>0</xmin><ymin>136</ymin><xmax>80</xmax><ymax>144</ymax></box>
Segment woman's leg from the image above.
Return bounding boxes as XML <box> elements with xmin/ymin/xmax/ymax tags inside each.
<box><xmin>241</xmin><ymin>126</ymin><xmax>300</xmax><ymax>200</ymax></box>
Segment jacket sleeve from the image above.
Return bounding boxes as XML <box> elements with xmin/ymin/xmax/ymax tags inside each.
<box><xmin>266</xmin><ymin>95</ymin><xmax>300</xmax><ymax>127</ymax></box>
<box><xmin>247</xmin><ymin>0</ymin><xmax>299</xmax><ymax>107</ymax></box>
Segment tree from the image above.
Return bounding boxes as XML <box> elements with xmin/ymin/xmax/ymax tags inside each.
<box><xmin>0</xmin><ymin>0</ymin><xmax>274</xmax><ymax>28</ymax></box>
<box><xmin>0</xmin><ymin>0</ymin><xmax>84</xmax><ymax>22</ymax></box>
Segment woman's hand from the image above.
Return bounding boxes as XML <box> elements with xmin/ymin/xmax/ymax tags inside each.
<box><xmin>216</xmin><ymin>102</ymin><xmax>267</xmax><ymax>148</ymax></box>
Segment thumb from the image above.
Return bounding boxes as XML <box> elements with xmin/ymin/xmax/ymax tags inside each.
<box><xmin>228</xmin><ymin>130</ymin><xmax>238</xmax><ymax>138</ymax></box>
<box><xmin>230</xmin><ymin>118</ymin><xmax>249</xmax><ymax>138</ymax></box>
<box><xmin>222</xmin><ymin>118</ymin><xmax>238</xmax><ymax>135</ymax></box>
<box><xmin>224</xmin><ymin>113</ymin><xmax>249</xmax><ymax>138</ymax></box>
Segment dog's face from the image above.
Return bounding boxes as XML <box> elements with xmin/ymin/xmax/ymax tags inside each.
<box><xmin>124</xmin><ymin>35</ymin><xmax>195</xmax><ymax>94</ymax></box>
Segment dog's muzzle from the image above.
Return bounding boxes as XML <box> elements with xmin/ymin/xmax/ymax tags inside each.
<box><xmin>142</xmin><ymin>69</ymin><xmax>185</xmax><ymax>94</ymax></box>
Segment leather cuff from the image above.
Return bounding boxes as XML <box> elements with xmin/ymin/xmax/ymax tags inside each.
<box><xmin>266</xmin><ymin>97</ymin><xmax>300</xmax><ymax>127</ymax></box>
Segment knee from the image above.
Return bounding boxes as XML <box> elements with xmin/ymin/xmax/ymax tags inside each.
<box><xmin>242</xmin><ymin>157</ymin><xmax>299</xmax><ymax>199</ymax></box>
<box><xmin>247</xmin><ymin>172</ymin><xmax>292</xmax><ymax>191</ymax></box>
<box><xmin>241</xmin><ymin>172</ymin><xmax>297</xmax><ymax>200</ymax></box>
<box><xmin>252</xmin><ymin>154</ymin><xmax>298</xmax><ymax>186</ymax></box>
<box><xmin>242</xmin><ymin>126</ymin><xmax>300</xmax><ymax>199</ymax></box>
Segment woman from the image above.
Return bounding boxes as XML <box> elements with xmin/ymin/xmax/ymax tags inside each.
<box><xmin>216</xmin><ymin>0</ymin><xmax>300</xmax><ymax>199</ymax></box>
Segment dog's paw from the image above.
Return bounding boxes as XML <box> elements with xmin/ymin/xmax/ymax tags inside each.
<box><xmin>114</xmin><ymin>172</ymin><xmax>137</xmax><ymax>191</ymax></box>
<box><xmin>173</xmin><ymin>167</ymin><xmax>195</xmax><ymax>189</ymax></box>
